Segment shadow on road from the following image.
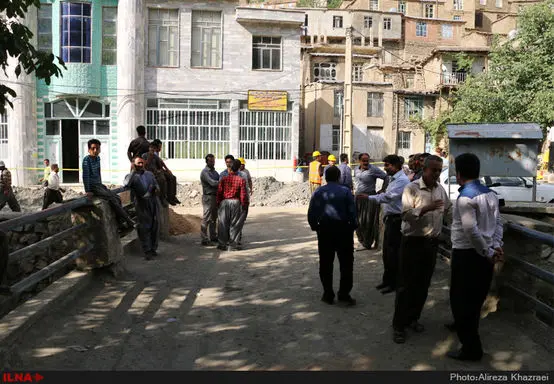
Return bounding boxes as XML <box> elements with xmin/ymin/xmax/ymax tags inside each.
<box><xmin>12</xmin><ymin>208</ymin><xmax>552</xmax><ymax>371</ymax></box>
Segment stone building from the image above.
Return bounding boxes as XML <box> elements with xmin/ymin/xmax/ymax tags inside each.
<box><xmin>2</xmin><ymin>0</ymin><xmax>304</xmax><ymax>185</ymax></box>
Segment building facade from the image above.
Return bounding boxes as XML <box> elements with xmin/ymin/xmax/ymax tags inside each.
<box><xmin>2</xmin><ymin>0</ymin><xmax>304</xmax><ymax>185</ymax></box>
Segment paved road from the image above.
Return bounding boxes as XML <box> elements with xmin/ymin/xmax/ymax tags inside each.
<box><xmin>14</xmin><ymin>207</ymin><xmax>552</xmax><ymax>370</ymax></box>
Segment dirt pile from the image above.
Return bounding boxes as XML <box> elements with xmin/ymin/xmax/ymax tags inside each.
<box><xmin>176</xmin><ymin>177</ymin><xmax>311</xmax><ymax>208</ymax></box>
<box><xmin>8</xmin><ymin>186</ymin><xmax>86</xmax><ymax>212</ymax></box>
<box><xmin>168</xmin><ymin>209</ymin><xmax>201</xmax><ymax>236</ymax></box>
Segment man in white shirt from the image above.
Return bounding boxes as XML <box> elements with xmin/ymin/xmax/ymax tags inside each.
<box><xmin>447</xmin><ymin>153</ymin><xmax>504</xmax><ymax>362</ymax></box>
<box><xmin>392</xmin><ymin>155</ymin><xmax>452</xmax><ymax>344</ymax></box>
<box><xmin>42</xmin><ymin>164</ymin><xmax>65</xmax><ymax>210</ymax></box>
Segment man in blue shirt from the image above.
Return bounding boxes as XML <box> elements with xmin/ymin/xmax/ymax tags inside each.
<box><xmin>308</xmin><ymin>166</ymin><xmax>358</xmax><ymax>306</ymax></box>
<box><xmin>337</xmin><ymin>154</ymin><xmax>353</xmax><ymax>191</ymax></box>
<box><xmin>357</xmin><ymin>154</ymin><xmax>410</xmax><ymax>294</ymax></box>
<box><xmin>83</xmin><ymin>139</ymin><xmax>135</xmax><ymax>229</ymax></box>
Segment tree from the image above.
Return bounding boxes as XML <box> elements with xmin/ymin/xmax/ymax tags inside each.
<box><xmin>418</xmin><ymin>0</ymin><xmax>554</xmax><ymax>144</ymax></box>
<box><xmin>0</xmin><ymin>0</ymin><xmax>65</xmax><ymax>115</ymax></box>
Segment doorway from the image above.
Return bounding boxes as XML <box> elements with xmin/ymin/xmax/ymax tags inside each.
<box><xmin>62</xmin><ymin>120</ymin><xmax>79</xmax><ymax>183</ymax></box>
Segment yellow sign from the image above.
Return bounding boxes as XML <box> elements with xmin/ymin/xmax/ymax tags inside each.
<box><xmin>247</xmin><ymin>90</ymin><xmax>288</xmax><ymax>111</ymax></box>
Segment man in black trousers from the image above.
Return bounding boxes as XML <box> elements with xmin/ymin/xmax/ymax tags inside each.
<box><xmin>392</xmin><ymin>155</ymin><xmax>452</xmax><ymax>343</ymax></box>
<box><xmin>308</xmin><ymin>166</ymin><xmax>358</xmax><ymax>306</ymax></box>
<box><xmin>447</xmin><ymin>153</ymin><xmax>504</xmax><ymax>361</ymax></box>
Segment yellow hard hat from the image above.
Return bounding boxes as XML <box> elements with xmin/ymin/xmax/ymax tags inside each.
<box><xmin>312</xmin><ymin>151</ymin><xmax>321</xmax><ymax>157</ymax></box>
<box><xmin>328</xmin><ymin>155</ymin><xmax>337</xmax><ymax>162</ymax></box>
<box><xmin>238</xmin><ymin>157</ymin><xmax>246</xmax><ymax>165</ymax></box>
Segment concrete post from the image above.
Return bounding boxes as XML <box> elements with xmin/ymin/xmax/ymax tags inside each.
<box><xmin>4</xmin><ymin>8</ymin><xmax>38</xmax><ymax>186</ymax></box>
<box><xmin>378</xmin><ymin>18</ymin><xmax>383</xmax><ymax>47</ymax></box>
<box><xmin>230</xmin><ymin>99</ymin><xmax>240</xmax><ymax>156</ymax></box>
<box><xmin>117</xmin><ymin>0</ymin><xmax>145</xmax><ymax>182</ymax></box>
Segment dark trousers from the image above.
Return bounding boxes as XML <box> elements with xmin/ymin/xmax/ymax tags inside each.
<box><xmin>393</xmin><ymin>236</ymin><xmax>438</xmax><ymax>330</ymax></box>
<box><xmin>381</xmin><ymin>214</ymin><xmax>402</xmax><ymax>289</ymax></box>
<box><xmin>153</xmin><ymin>172</ymin><xmax>168</xmax><ymax>206</ymax></box>
<box><xmin>450</xmin><ymin>248</ymin><xmax>494</xmax><ymax>358</ymax></box>
<box><xmin>317</xmin><ymin>224</ymin><xmax>354</xmax><ymax>298</ymax></box>
<box><xmin>42</xmin><ymin>189</ymin><xmax>63</xmax><ymax>210</ymax></box>
<box><xmin>135</xmin><ymin>197</ymin><xmax>160</xmax><ymax>254</ymax></box>
<box><xmin>90</xmin><ymin>184</ymin><xmax>133</xmax><ymax>225</ymax></box>
<box><xmin>165</xmin><ymin>171</ymin><xmax>177</xmax><ymax>202</ymax></box>
<box><xmin>0</xmin><ymin>190</ymin><xmax>21</xmax><ymax>212</ymax></box>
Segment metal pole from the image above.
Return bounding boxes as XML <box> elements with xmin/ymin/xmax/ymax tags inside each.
<box><xmin>344</xmin><ymin>26</ymin><xmax>354</xmax><ymax>164</ymax></box>
<box><xmin>339</xmin><ymin>91</ymin><xmax>344</xmax><ymax>155</ymax></box>
<box><xmin>313</xmin><ymin>86</ymin><xmax>317</xmax><ymax>151</ymax></box>
<box><xmin>532</xmin><ymin>176</ymin><xmax>537</xmax><ymax>202</ymax></box>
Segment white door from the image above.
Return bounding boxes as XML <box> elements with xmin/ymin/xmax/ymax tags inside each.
<box><xmin>367</xmin><ymin>128</ymin><xmax>385</xmax><ymax>162</ymax></box>
<box><xmin>397</xmin><ymin>131</ymin><xmax>411</xmax><ymax>159</ymax></box>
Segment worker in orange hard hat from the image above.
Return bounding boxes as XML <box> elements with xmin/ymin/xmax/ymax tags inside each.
<box><xmin>309</xmin><ymin>151</ymin><xmax>323</xmax><ymax>194</ymax></box>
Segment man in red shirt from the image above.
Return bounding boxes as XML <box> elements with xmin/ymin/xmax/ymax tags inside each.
<box><xmin>216</xmin><ymin>159</ymin><xmax>249</xmax><ymax>251</ymax></box>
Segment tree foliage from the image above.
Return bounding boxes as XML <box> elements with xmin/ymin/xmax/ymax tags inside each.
<box><xmin>0</xmin><ymin>0</ymin><xmax>65</xmax><ymax>114</ymax></box>
<box><xmin>418</xmin><ymin>0</ymin><xmax>554</xmax><ymax>144</ymax></box>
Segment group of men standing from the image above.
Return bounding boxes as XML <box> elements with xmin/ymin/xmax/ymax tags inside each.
<box><xmin>200</xmin><ymin>154</ymin><xmax>252</xmax><ymax>252</ymax></box>
<box><xmin>308</xmin><ymin>150</ymin><xmax>504</xmax><ymax>362</ymax></box>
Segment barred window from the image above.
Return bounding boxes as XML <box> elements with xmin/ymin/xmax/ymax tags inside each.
<box><xmin>332</xmin><ymin>125</ymin><xmax>340</xmax><ymax>151</ymax></box>
<box><xmin>191</xmin><ymin>10</ymin><xmax>222</xmax><ymax>68</ymax></box>
<box><xmin>61</xmin><ymin>2</ymin><xmax>92</xmax><ymax>63</ymax></box>
<box><xmin>404</xmin><ymin>96</ymin><xmax>424</xmax><ymax>119</ymax></box>
<box><xmin>398</xmin><ymin>131</ymin><xmax>411</xmax><ymax>150</ymax></box>
<box><xmin>0</xmin><ymin>114</ymin><xmax>7</xmax><ymax>160</ymax></box>
<box><xmin>367</xmin><ymin>92</ymin><xmax>383</xmax><ymax>117</ymax></box>
<box><xmin>146</xmin><ymin>99</ymin><xmax>230</xmax><ymax>159</ymax></box>
<box><xmin>353</xmin><ymin>64</ymin><xmax>363</xmax><ymax>82</ymax></box>
<box><xmin>148</xmin><ymin>8</ymin><xmax>179</xmax><ymax>67</ymax></box>
<box><xmin>313</xmin><ymin>63</ymin><xmax>336</xmax><ymax>82</ymax></box>
<box><xmin>252</xmin><ymin>36</ymin><xmax>281</xmax><ymax>70</ymax></box>
<box><xmin>416</xmin><ymin>22</ymin><xmax>427</xmax><ymax>37</ymax></box>
<box><xmin>364</xmin><ymin>16</ymin><xmax>373</xmax><ymax>29</ymax></box>
<box><xmin>239</xmin><ymin>105</ymin><xmax>292</xmax><ymax>160</ymax></box>
<box><xmin>333</xmin><ymin>16</ymin><xmax>343</xmax><ymax>28</ymax></box>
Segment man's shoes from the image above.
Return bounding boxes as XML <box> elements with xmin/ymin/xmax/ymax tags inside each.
<box><xmin>321</xmin><ymin>294</ymin><xmax>335</xmax><ymax>305</ymax></box>
<box><xmin>201</xmin><ymin>240</ymin><xmax>211</xmax><ymax>246</ymax></box>
<box><xmin>409</xmin><ymin>321</ymin><xmax>425</xmax><ymax>333</ymax></box>
<box><xmin>376</xmin><ymin>283</ymin><xmax>387</xmax><ymax>290</ymax></box>
<box><xmin>393</xmin><ymin>329</ymin><xmax>406</xmax><ymax>344</ymax></box>
<box><xmin>227</xmin><ymin>246</ymin><xmax>242</xmax><ymax>252</ymax></box>
<box><xmin>217</xmin><ymin>245</ymin><xmax>227</xmax><ymax>251</ymax></box>
<box><xmin>444</xmin><ymin>322</ymin><xmax>457</xmax><ymax>332</ymax></box>
<box><xmin>380</xmin><ymin>286</ymin><xmax>395</xmax><ymax>295</ymax></box>
<box><xmin>144</xmin><ymin>251</ymin><xmax>157</xmax><ymax>260</ymax></box>
<box><xmin>446</xmin><ymin>349</ymin><xmax>482</xmax><ymax>362</ymax></box>
<box><xmin>337</xmin><ymin>295</ymin><xmax>357</xmax><ymax>306</ymax></box>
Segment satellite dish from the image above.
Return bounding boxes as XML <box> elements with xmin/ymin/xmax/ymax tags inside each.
<box><xmin>507</xmin><ymin>29</ymin><xmax>518</xmax><ymax>39</ymax></box>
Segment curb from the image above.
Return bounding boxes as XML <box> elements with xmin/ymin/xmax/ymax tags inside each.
<box><xmin>0</xmin><ymin>236</ymin><xmax>140</xmax><ymax>369</ymax></box>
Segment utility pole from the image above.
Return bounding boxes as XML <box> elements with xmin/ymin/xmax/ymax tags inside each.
<box><xmin>342</xmin><ymin>26</ymin><xmax>353</xmax><ymax>163</ymax></box>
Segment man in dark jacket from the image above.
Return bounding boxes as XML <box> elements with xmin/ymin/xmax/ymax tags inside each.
<box><xmin>124</xmin><ymin>156</ymin><xmax>161</xmax><ymax>260</ymax></box>
<box><xmin>308</xmin><ymin>166</ymin><xmax>358</xmax><ymax>306</ymax></box>
<box><xmin>127</xmin><ymin>126</ymin><xmax>150</xmax><ymax>162</ymax></box>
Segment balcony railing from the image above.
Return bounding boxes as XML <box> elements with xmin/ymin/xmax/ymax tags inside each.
<box><xmin>441</xmin><ymin>71</ymin><xmax>467</xmax><ymax>85</ymax></box>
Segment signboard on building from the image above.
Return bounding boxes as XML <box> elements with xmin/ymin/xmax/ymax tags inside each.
<box><xmin>247</xmin><ymin>90</ymin><xmax>288</xmax><ymax>111</ymax></box>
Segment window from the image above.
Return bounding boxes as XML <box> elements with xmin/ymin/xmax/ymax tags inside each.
<box><xmin>353</xmin><ymin>64</ymin><xmax>363</xmax><ymax>82</ymax></box>
<box><xmin>495</xmin><ymin>0</ymin><xmax>502</xmax><ymax>7</ymax></box>
<box><xmin>399</xmin><ymin>1</ymin><xmax>406</xmax><ymax>14</ymax></box>
<box><xmin>239</xmin><ymin>104</ymin><xmax>292</xmax><ymax>160</ymax></box>
<box><xmin>60</xmin><ymin>2</ymin><xmax>92</xmax><ymax>63</ymax></box>
<box><xmin>424</xmin><ymin>4</ymin><xmax>434</xmax><ymax>18</ymax></box>
<box><xmin>475</xmin><ymin>12</ymin><xmax>483</xmax><ymax>27</ymax></box>
<box><xmin>383</xmin><ymin>18</ymin><xmax>392</xmax><ymax>30</ymax></box>
<box><xmin>333</xmin><ymin>16</ymin><xmax>343</xmax><ymax>28</ymax></box>
<box><xmin>0</xmin><ymin>114</ymin><xmax>7</xmax><ymax>160</ymax></box>
<box><xmin>37</xmin><ymin>4</ymin><xmax>52</xmax><ymax>52</ymax></box>
<box><xmin>148</xmin><ymin>8</ymin><xmax>179</xmax><ymax>67</ymax></box>
<box><xmin>332</xmin><ymin>125</ymin><xmax>340</xmax><ymax>151</ymax></box>
<box><xmin>191</xmin><ymin>10</ymin><xmax>222</xmax><ymax>68</ymax></box>
<box><xmin>334</xmin><ymin>91</ymin><xmax>342</xmax><ymax>117</ymax></box>
<box><xmin>370</xmin><ymin>0</ymin><xmax>379</xmax><ymax>11</ymax></box>
<box><xmin>146</xmin><ymin>99</ymin><xmax>231</xmax><ymax>159</ymax></box>
<box><xmin>441</xmin><ymin>24</ymin><xmax>453</xmax><ymax>39</ymax></box>
<box><xmin>313</xmin><ymin>63</ymin><xmax>337</xmax><ymax>81</ymax></box>
<box><xmin>252</xmin><ymin>36</ymin><xmax>281</xmax><ymax>71</ymax></box>
<box><xmin>453</xmin><ymin>15</ymin><xmax>462</xmax><ymax>21</ymax></box>
<box><xmin>454</xmin><ymin>0</ymin><xmax>463</xmax><ymax>10</ymax></box>
<box><xmin>367</xmin><ymin>92</ymin><xmax>383</xmax><ymax>117</ymax></box>
<box><xmin>384</xmin><ymin>74</ymin><xmax>393</xmax><ymax>82</ymax></box>
<box><xmin>398</xmin><ymin>131</ymin><xmax>411</xmax><ymax>150</ymax></box>
<box><xmin>364</xmin><ymin>16</ymin><xmax>373</xmax><ymax>29</ymax></box>
<box><xmin>416</xmin><ymin>22</ymin><xmax>427</xmax><ymax>37</ymax></box>
<box><xmin>405</xmin><ymin>74</ymin><xmax>414</xmax><ymax>88</ymax></box>
<box><xmin>102</xmin><ymin>7</ymin><xmax>117</xmax><ymax>65</ymax></box>
<box><xmin>404</xmin><ymin>96</ymin><xmax>423</xmax><ymax>119</ymax></box>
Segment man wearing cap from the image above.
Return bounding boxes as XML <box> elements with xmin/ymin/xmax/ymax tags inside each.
<box><xmin>309</xmin><ymin>151</ymin><xmax>323</xmax><ymax>194</ymax></box>
<box><xmin>323</xmin><ymin>155</ymin><xmax>337</xmax><ymax>185</ymax></box>
<box><xmin>238</xmin><ymin>158</ymin><xmax>253</xmax><ymax>195</ymax></box>
<box><xmin>0</xmin><ymin>161</ymin><xmax>21</xmax><ymax>212</ymax></box>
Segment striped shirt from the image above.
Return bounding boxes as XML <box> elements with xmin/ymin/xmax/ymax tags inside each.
<box><xmin>82</xmin><ymin>155</ymin><xmax>102</xmax><ymax>192</ymax></box>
